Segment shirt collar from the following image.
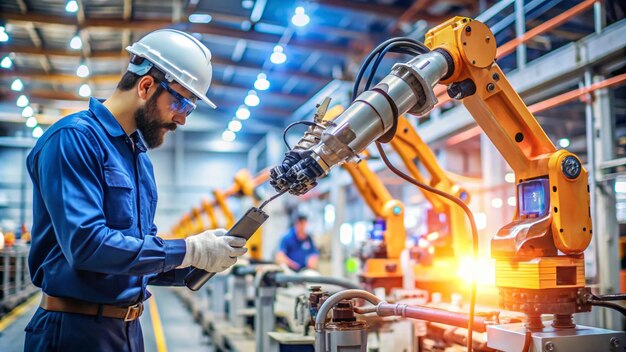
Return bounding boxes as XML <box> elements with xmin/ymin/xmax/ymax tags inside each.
<box><xmin>89</xmin><ymin>98</ymin><xmax>126</xmax><ymax>138</ymax></box>
<box><xmin>130</xmin><ymin>132</ymin><xmax>147</xmax><ymax>153</ymax></box>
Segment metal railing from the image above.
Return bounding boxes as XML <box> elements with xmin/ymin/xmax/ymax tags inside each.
<box><xmin>0</xmin><ymin>246</ymin><xmax>37</xmax><ymax>315</ymax></box>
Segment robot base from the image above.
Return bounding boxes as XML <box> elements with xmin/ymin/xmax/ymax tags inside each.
<box><xmin>487</xmin><ymin>321</ymin><xmax>625</xmax><ymax>352</ymax></box>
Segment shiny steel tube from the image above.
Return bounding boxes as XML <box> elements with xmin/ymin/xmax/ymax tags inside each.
<box><xmin>310</xmin><ymin>50</ymin><xmax>450</xmax><ymax>174</ymax></box>
<box><xmin>376</xmin><ymin>303</ymin><xmax>488</xmax><ymax>333</ymax></box>
<box><xmin>274</xmin><ymin>274</ymin><xmax>362</xmax><ymax>290</ymax></box>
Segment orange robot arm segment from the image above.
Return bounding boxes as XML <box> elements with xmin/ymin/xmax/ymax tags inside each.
<box><xmin>424</xmin><ymin>17</ymin><xmax>591</xmax><ymax>257</ymax></box>
<box><xmin>213</xmin><ymin>189</ymin><xmax>235</xmax><ymax>228</ymax></box>
<box><xmin>201</xmin><ymin>198</ymin><xmax>219</xmax><ymax>229</ymax></box>
<box><xmin>343</xmin><ymin>159</ymin><xmax>405</xmax><ymax>259</ymax></box>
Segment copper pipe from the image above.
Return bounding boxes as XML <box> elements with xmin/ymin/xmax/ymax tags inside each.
<box><xmin>433</xmin><ymin>0</ymin><xmax>598</xmax><ymax>108</ymax></box>
<box><xmin>496</xmin><ymin>0</ymin><xmax>597</xmax><ymax>58</ymax></box>
<box><xmin>529</xmin><ymin>73</ymin><xmax>626</xmax><ymax>113</ymax></box>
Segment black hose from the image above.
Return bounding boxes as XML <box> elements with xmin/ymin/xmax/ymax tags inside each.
<box><xmin>591</xmin><ymin>293</ymin><xmax>626</xmax><ymax>301</ymax></box>
<box><xmin>375</xmin><ymin>142</ymin><xmax>479</xmax><ymax>352</ymax></box>
<box><xmin>589</xmin><ymin>300</ymin><xmax>626</xmax><ymax>316</ymax></box>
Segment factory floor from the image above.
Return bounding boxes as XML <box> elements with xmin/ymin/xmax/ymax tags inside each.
<box><xmin>0</xmin><ymin>286</ymin><xmax>211</xmax><ymax>352</ymax></box>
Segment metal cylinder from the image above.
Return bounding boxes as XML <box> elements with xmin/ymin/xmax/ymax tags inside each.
<box><xmin>376</xmin><ymin>303</ymin><xmax>489</xmax><ymax>333</ymax></box>
<box><xmin>323</xmin><ymin>324</ymin><xmax>368</xmax><ymax>352</ymax></box>
<box><xmin>322</xmin><ymin>300</ymin><xmax>368</xmax><ymax>352</ymax></box>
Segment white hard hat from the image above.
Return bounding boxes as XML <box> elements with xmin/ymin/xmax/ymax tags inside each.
<box><xmin>126</xmin><ymin>29</ymin><xmax>217</xmax><ymax>109</ymax></box>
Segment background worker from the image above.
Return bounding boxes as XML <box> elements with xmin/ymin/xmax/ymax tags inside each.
<box><xmin>24</xmin><ymin>29</ymin><xmax>247</xmax><ymax>351</ymax></box>
<box><xmin>275</xmin><ymin>214</ymin><xmax>319</xmax><ymax>271</ymax></box>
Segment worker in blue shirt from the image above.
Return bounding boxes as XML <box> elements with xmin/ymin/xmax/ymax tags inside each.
<box><xmin>24</xmin><ymin>29</ymin><xmax>247</xmax><ymax>352</ymax></box>
<box><xmin>275</xmin><ymin>214</ymin><xmax>319</xmax><ymax>271</ymax></box>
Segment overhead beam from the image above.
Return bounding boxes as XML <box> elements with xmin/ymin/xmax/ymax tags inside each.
<box><xmin>0</xmin><ymin>88</ymin><xmax>86</xmax><ymax>102</ymax></box>
<box><xmin>391</xmin><ymin>0</ymin><xmax>434</xmax><ymax>33</ymax></box>
<box><xmin>0</xmin><ymin>70</ymin><xmax>309</xmax><ymax>102</ymax></box>
<box><xmin>0</xmin><ymin>45</ymin><xmax>330</xmax><ymax>82</ymax></box>
<box><xmin>1</xmin><ymin>12</ymin><xmax>351</xmax><ymax>56</ymax></box>
<box><xmin>0</xmin><ymin>88</ymin><xmax>294</xmax><ymax>120</ymax></box>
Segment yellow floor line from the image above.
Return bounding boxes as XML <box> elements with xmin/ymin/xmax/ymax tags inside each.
<box><xmin>148</xmin><ymin>294</ymin><xmax>168</xmax><ymax>352</ymax></box>
<box><xmin>0</xmin><ymin>293</ymin><xmax>40</xmax><ymax>332</ymax></box>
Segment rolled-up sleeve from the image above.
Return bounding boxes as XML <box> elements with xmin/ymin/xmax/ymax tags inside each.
<box><xmin>36</xmin><ymin>128</ymin><xmax>186</xmax><ymax>275</ymax></box>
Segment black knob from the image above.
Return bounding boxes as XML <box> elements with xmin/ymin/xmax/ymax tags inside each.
<box><xmin>447</xmin><ymin>79</ymin><xmax>477</xmax><ymax>100</ymax></box>
<box><xmin>561</xmin><ymin>156</ymin><xmax>581</xmax><ymax>179</ymax></box>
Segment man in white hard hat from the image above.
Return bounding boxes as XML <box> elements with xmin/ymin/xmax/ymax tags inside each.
<box><xmin>24</xmin><ymin>29</ymin><xmax>243</xmax><ymax>351</ymax></box>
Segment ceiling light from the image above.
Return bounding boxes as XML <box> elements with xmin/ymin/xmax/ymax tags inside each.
<box><xmin>32</xmin><ymin>126</ymin><xmax>43</xmax><ymax>138</ymax></box>
<box><xmin>558</xmin><ymin>138</ymin><xmax>570</xmax><ymax>148</ymax></box>
<box><xmin>26</xmin><ymin>116</ymin><xmax>38</xmax><ymax>128</ymax></box>
<box><xmin>241</xmin><ymin>0</ymin><xmax>254</xmax><ymax>9</ymax></box>
<box><xmin>188</xmin><ymin>14</ymin><xmax>212</xmax><ymax>23</ymax></box>
<box><xmin>507</xmin><ymin>196</ymin><xmax>516</xmax><ymax>207</ymax></box>
<box><xmin>254</xmin><ymin>73</ymin><xmax>270</xmax><ymax>91</ymax></box>
<box><xmin>78</xmin><ymin>83</ymin><xmax>91</xmax><ymax>97</ymax></box>
<box><xmin>76</xmin><ymin>64</ymin><xmax>90</xmax><ymax>78</ymax></box>
<box><xmin>236</xmin><ymin>105</ymin><xmax>250</xmax><ymax>120</ymax></box>
<box><xmin>244</xmin><ymin>90</ymin><xmax>259</xmax><ymax>107</ymax></box>
<box><xmin>1</xmin><ymin>56</ymin><xmax>12</xmax><ymax>69</ymax></box>
<box><xmin>22</xmin><ymin>106</ymin><xmax>34</xmax><ymax>117</ymax></box>
<box><xmin>65</xmin><ymin>0</ymin><xmax>78</xmax><ymax>13</ymax></box>
<box><xmin>0</xmin><ymin>30</ymin><xmax>8</xmax><ymax>43</ymax></box>
<box><xmin>11</xmin><ymin>78</ymin><xmax>23</xmax><ymax>91</ymax></box>
<box><xmin>270</xmin><ymin>45</ymin><xmax>286</xmax><ymax>65</ymax></box>
<box><xmin>291</xmin><ymin>7</ymin><xmax>310</xmax><ymax>27</ymax></box>
<box><xmin>222</xmin><ymin>130</ymin><xmax>236</xmax><ymax>142</ymax></box>
<box><xmin>504</xmin><ymin>172</ymin><xmax>515</xmax><ymax>183</ymax></box>
<box><xmin>228</xmin><ymin>120</ymin><xmax>242</xmax><ymax>132</ymax></box>
<box><xmin>491</xmin><ymin>198</ymin><xmax>503</xmax><ymax>209</ymax></box>
<box><xmin>240</xmin><ymin>20</ymin><xmax>252</xmax><ymax>31</ymax></box>
<box><xmin>70</xmin><ymin>35</ymin><xmax>82</xmax><ymax>50</ymax></box>
<box><xmin>16</xmin><ymin>94</ymin><xmax>29</xmax><ymax>107</ymax></box>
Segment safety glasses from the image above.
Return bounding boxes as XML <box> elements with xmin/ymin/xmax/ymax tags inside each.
<box><xmin>159</xmin><ymin>81</ymin><xmax>197</xmax><ymax>116</ymax></box>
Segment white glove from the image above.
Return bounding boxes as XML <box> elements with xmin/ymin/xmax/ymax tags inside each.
<box><xmin>179</xmin><ymin>229</ymin><xmax>248</xmax><ymax>272</ymax></box>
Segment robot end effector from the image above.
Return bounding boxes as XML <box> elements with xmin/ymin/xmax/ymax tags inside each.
<box><xmin>270</xmin><ymin>49</ymin><xmax>454</xmax><ymax>195</ymax></box>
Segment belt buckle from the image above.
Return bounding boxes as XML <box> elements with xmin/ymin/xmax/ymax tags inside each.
<box><xmin>124</xmin><ymin>302</ymin><xmax>144</xmax><ymax>322</ymax></box>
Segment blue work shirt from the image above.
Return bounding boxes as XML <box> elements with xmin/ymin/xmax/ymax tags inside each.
<box><xmin>26</xmin><ymin>98</ymin><xmax>188</xmax><ymax>306</ymax></box>
<box><xmin>279</xmin><ymin>228</ymin><xmax>318</xmax><ymax>270</ymax></box>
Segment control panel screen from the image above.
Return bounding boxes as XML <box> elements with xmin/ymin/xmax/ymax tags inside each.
<box><xmin>517</xmin><ymin>179</ymin><xmax>549</xmax><ymax>217</ymax></box>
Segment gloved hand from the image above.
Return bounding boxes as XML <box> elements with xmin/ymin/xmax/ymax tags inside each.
<box><xmin>179</xmin><ymin>229</ymin><xmax>248</xmax><ymax>272</ymax></box>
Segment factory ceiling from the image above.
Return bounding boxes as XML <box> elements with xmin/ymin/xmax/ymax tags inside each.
<box><xmin>0</xmin><ymin>0</ymin><xmax>604</xmax><ymax>152</ymax></box>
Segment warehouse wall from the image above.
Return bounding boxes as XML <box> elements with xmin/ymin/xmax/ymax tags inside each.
<box><xmin>0</xmin><ymin>147</ymin><xmax>32</xmax><ymax>236</ymax></box>
<box><xmin>149</xmin><ymin>148</ymin><xmax>248</xmax><ymax>235</ymax></box>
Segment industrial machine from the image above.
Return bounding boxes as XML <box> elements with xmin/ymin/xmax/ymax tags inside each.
<box><xmin>270</xmin><ymin>16</ymin><xmax>625</xmax><ymax>351</ymax></box>
<box><xmin>390</xmin><ymin>116</ymin><xmax>473</xmax><ymax>292</ymax></box>
<box><xmin>343</xmin><ymin>157</ymin><xmax>406</xmax><ymax>291</ymax></box>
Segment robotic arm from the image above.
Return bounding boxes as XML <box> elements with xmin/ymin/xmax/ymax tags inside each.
<box><xmin>271</xmin><ymin>17</ymin><xmax>592</xmax><ymax>323</ymax></box>
<box><xmin>270</xmin><ymin>47</ymin><xmax>450</xmax><ymax>196</ymax></box>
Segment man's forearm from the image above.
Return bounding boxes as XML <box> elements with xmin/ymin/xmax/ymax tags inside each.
<box><xmin>276</xmin><ymin>251</ymin><xmax>300</xmax><ymax>270</ymax></box>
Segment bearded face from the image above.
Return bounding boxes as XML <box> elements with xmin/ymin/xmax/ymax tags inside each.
<box><xmin>134</xmin><ymin>89</ymin><xmax>178</xmax><ymax>149</ymax></box>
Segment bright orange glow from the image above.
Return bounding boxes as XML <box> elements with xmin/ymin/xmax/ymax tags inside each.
<box><xmin>456</xmin><ymin>256</ymin><xmax>496</xmax><ymax>287</ymax></box>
